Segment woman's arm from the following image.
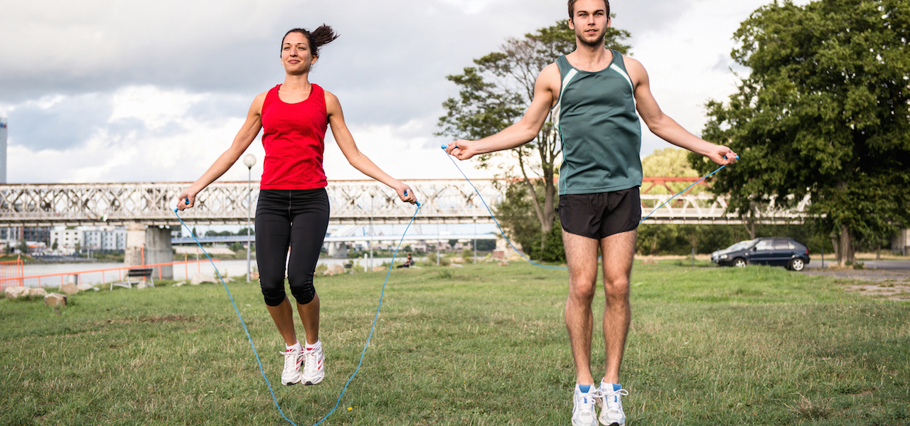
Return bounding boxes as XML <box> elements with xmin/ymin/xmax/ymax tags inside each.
<box><xmin>176</xmin><ymin>93</ymin><xmax>265</xmax><ymax>210</ymax></box>
<box><xmin>325</xmin><ymin>90</ymin><xmax>417</xmax><ymax>204</ymax></box>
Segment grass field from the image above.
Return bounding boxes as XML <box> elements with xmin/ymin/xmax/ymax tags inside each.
<box><xmin>2</xmin><ymin>261</ymin><xmax>908</xmax><ymax>425</ymax></box>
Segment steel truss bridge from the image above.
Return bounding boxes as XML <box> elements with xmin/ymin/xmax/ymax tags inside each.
<box><xmin>0</xmin><ymin>180</ymin><xmax>809</xmax><ymax>227</ymax></box>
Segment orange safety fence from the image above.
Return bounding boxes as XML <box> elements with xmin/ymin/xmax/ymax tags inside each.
<box><xmin>0</xmin><ymin>259</ymin><xmax>221</xmax><ymax>290</ymax></box>
<box><xmin>0</xmin><ymin>256</ymin><xmax>25</xmax><ymax>290</ymax></box>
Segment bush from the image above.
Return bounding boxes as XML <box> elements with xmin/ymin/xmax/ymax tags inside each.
<box><xmin>462</xmin><ymin>248</ymin><xmax>475</xmax><ymax>262</ymax></box>
<box><xmin>520</xmin><ymin>223</ymin><xmax>566</xmax><ymax>262</ymax></box>
<box><xmin>426</xmin><ymin>252</ymin><xmax>451</xmax><ymax>266</ymax></box>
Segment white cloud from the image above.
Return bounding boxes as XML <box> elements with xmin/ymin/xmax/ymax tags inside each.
<box><xmin>109</xmin><ymin>86</ymin><xmax>204</xmax><ymax>130</ymax></box>
<box><xmin>2</xmin><ymin>0</ymin><xmax>815</xmax><ymax>184</ymax></box>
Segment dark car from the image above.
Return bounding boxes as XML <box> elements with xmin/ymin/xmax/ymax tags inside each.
<box><xmin>710</xmin><ymin>238</ymin><xmax>810</xmax><ymax>271</ymax></box>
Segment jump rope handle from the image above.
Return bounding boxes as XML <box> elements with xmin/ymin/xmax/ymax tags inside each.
<box><xmin>404</xmin><ymin>190</ymin><xmax>421</xmax><ymax>208</ymax></box>
<box><xmin>725</xmin><ymin>154</ymin><xmax>740</xmax><ymax>161</ymax></box>
<box><xmin>174</xmin><ymin>197</ymin><xmax>189</xmax><ymax>213</ymax></box>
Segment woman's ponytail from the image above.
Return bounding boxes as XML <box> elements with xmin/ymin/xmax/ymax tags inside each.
<box><xmin>281</xmin><ymin>25</ymin><xmax>339</xmax><ymax>58</ymax></box>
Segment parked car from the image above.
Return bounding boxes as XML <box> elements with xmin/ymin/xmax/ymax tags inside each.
<box><xmin>710</xmin><ymin>238</ymin><xmax>810</xmax><ymax>271</ymax></box>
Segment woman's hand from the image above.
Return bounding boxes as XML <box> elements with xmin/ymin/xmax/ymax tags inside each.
<box><xmin>395</xmin><ymin>182</ymin><xmax>418</xmax><ymax>205</ymax></box>
<box><xmin>175</xmin><ymin>188</ymin><xmax>198</xmax><ymax>211</ymax></box>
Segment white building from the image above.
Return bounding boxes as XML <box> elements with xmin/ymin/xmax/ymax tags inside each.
<box><xmin>50</xmin><ymin>229</ymin><xmax>83</xmax><ymax>253</ymax></box>
<box><xmin>83</xmin><ymin>227</ymin><xmax>127</xmax><ymax>251</ymax></box>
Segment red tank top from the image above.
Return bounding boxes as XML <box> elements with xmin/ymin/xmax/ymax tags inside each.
<box><xmin>260</xmin><ymin>83</ymin><xmax>328</xmax><ymax>190</ymax></box>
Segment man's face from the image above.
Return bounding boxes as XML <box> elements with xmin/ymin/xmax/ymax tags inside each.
<box><xmin>568</xmin><ymin>0</ymin><xmax>610</xmax><ymax>48</ymax></box>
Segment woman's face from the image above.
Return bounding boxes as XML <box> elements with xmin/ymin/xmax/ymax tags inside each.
<box><xmin>280</xmin><ymin>32</ymin><xmax>317</xmax><ymax>75</ymax></box>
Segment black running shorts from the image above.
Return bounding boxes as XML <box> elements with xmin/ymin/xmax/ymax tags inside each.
<box><xmin>557</xmin><ymin>187</ymin><xmax>641</xmax><ymax>240</ymax></box>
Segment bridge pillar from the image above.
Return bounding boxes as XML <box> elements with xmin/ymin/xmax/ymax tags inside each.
<box><xmin>126</xmin><ymin>223</ymin><xmax>174</xmax><ymax>279</ymax></box>
<box><xmin>327</xmin><ymin>242</ymin><xmax>348</xmax><ymax>258</ymax></box>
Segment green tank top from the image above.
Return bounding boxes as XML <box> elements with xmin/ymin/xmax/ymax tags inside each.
<box><xmin>554</xmin><ymin>51</ymin><xmax>642</xmax><ymax>195</ymax></box>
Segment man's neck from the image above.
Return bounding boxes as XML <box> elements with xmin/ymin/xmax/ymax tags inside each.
<box><xmin>568</xmin><ymin>40</ymin><xmax>612</xmax><ymax>72</ymax></box>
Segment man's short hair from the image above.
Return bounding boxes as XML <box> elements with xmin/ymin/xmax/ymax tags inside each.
<box><xmin>567</xmin><ymin>0</ymin><xmax>610</xmax><ymax>18</ymax></box>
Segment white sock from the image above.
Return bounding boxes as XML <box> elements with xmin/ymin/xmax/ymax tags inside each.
<box><xmin>286</xmin><ymin>342</ymin><xmax>301</xmax><ymax>351</ymax></box>
<box><xmin>305</xmin><ymin>340</ymin><xmax>321</xmax><ymax>351</ymax></box>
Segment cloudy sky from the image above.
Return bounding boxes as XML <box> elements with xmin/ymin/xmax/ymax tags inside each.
<box><xmin>0</xmin><ymin>0</ymin><xmax>810</xmax><ymax>185</ymax></box>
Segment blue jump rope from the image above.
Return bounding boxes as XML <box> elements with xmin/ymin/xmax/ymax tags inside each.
<box><xmin>174</xmin><ymin>193</ymin><xmax>420</xmax><ymax>426</ymax></box>
<box><xmin>173</xmin><ymin>149</ymin><xmax>735</xmax><ymax>424</ymax></box>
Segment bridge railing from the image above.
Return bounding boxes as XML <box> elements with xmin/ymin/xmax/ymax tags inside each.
<box><xmin>0</xmin><ymin>180</ymin><xmax>810</xmax><ymax>226</ymax></box>
<box><xmin>0</xmin><ymin>180</ymin><xmax>503</xmax><ymax>226</ymax></box>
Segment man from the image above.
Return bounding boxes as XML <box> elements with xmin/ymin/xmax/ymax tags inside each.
<box><xmin>445</xmin><ymin>1</ymin><xmax>737</xmax><ymax>424</ymax></box>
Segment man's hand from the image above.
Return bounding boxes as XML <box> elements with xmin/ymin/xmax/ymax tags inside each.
<box><xmin>707</xmin><ymin>145</ymin><xmax>739</xmax><ymax>166</ymax></box>
<box><xmin>445</xmin><ymin>140</ymin><xmax>479</xmax><ymax>161</ymax></box>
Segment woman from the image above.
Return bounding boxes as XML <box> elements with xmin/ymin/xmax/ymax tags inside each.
<box><xmin>177</xmin><ymin>26</ymin><xmax>417</xmax><ymax>387</ymax></box>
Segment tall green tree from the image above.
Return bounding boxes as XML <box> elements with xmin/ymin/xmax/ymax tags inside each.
<box><xmin>437</xmin><ymin>20</ymin><xmax>631</xmax><ymax>251</ymax></box>
<box><xmin>697</xmin><ymin>0</ymin><xmax>910</xmax><ymax>265</ymax></box>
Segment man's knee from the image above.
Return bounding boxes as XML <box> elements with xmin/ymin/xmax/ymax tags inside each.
<box><xmin>603</xmin><ymin>276</ymin><xmax>630</xmax><ymax>302</ymax></box>
<box><xmin>568</xmin><ymin>281</ymin><xmax>597</xmax><ymax>303</ymax></box>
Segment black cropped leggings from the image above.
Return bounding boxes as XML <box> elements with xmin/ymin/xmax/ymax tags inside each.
<box><xmin>255</xmin><ymin>188</ymin><xmax>330</xmax><ymax>307</ymax></box>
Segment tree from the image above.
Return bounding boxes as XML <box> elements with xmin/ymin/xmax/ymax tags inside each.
<box><xmin>697</xmin><ymin>0</ymin><xmax>910</xmax><ymax>265</ymax></box>
<box><xmin>438</xmin><ymin>20</ymin><xmax>631</xmax><ymax>252</ymax></box>
<box><xmin>52</xmin><ymin>239</ymin><xmax>59</xmax><ymax>251</ymax></box>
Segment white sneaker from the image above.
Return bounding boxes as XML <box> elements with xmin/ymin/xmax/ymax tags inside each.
<box><xmin>301</xmin><ymin>345</ymin><xmax>325</xmax><ymax>385</ymax></box>
<box><xmin>597</xmin><ymin>383</ymin><xmax>629</xmax><ymax>426</ymax></box>
<box><xmin>280</xmin><ymin>347</ymin><xmax>303</xmax><ymax>386</ymax></box>
<box><xmin>572</xmin><ymin>385</ymin><xmax>599</xmax><ymax>426</ymax></box>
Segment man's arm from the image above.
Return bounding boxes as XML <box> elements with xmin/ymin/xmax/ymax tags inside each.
<box><xmin>446</xmin><ymin>63</ymin><xmax>561</xmax><ymax>161</ymax></box>
<box><xmin>625</xmin><ymin>57</ymin><xmax>737</xmax><ymax>166</ymax></box>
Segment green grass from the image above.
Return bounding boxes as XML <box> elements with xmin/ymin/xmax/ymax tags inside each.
<box><xmin>1</xmin><ymin>262</ymin><xmax>908</xmax><ymax>425</ymax></box>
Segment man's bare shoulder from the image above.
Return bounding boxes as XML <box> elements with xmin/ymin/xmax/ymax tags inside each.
<box><xmin>538</xmin><ymin>62</ymin><xmax>562</xmax><ymax>90</ymax></box>
<box><xmin>621</xmin><ymin>56</ymin><xmax>648</xmax><ymax>84</ymax></box>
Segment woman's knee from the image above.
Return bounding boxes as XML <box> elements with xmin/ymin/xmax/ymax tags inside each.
<box><xmin>289</xmin><ymin>274</ymin><xmax>316</xmax><ymax>305</ymax></box>
<box><xmin>259</xmin><ymin>276</ymin><xmax>287</xmax><ymax>306</ymax></box>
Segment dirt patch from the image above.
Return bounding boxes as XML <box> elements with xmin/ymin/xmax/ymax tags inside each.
<box><xmin>803</xmin><ymin>268</ymin><xmax>909</xmax><ymax>282</ymax></box>
<box><xmin>843</xmin><ymin>284</ymin><xmax>910</xmax><ymax>301</ymax></box>
<box><xmin>105</xmin><ymin>315</ymin><xmax>195</xmax><ymax>325</ymax></box>
<box><xmin>803</xmin><ymin>266</ymin><xmax>910</xmax><ymax>301</ymax></box>
<box><xmin>139</xmin><ymin>315</ymin><xmax>195</xmax><ymax>323</ymax></box>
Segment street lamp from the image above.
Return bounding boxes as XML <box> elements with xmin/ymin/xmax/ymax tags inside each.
<box><xmin>243</xmin><ymin>153</ymin><xmax>257</xmax><ymax>282</ymax></box>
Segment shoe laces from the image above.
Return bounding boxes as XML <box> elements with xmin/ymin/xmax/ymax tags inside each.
<box><xmin>303</xmin><ymin>348</ymin><xmax>319</xmax><ymax>373</ymax></box>
<box><xmin>599</xmin><ymin>387</ymin><xmax>629</xmax><ymax>412</ymax></box>
<box><xmin>283</xmin><ymin>349</ymin><xmax>300</xmax><ymax>371</ymax></box>
<box><xmin>576</xmin><ymin>390</ymin><xmax>597</xmax><ymax>415</ymax></box>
